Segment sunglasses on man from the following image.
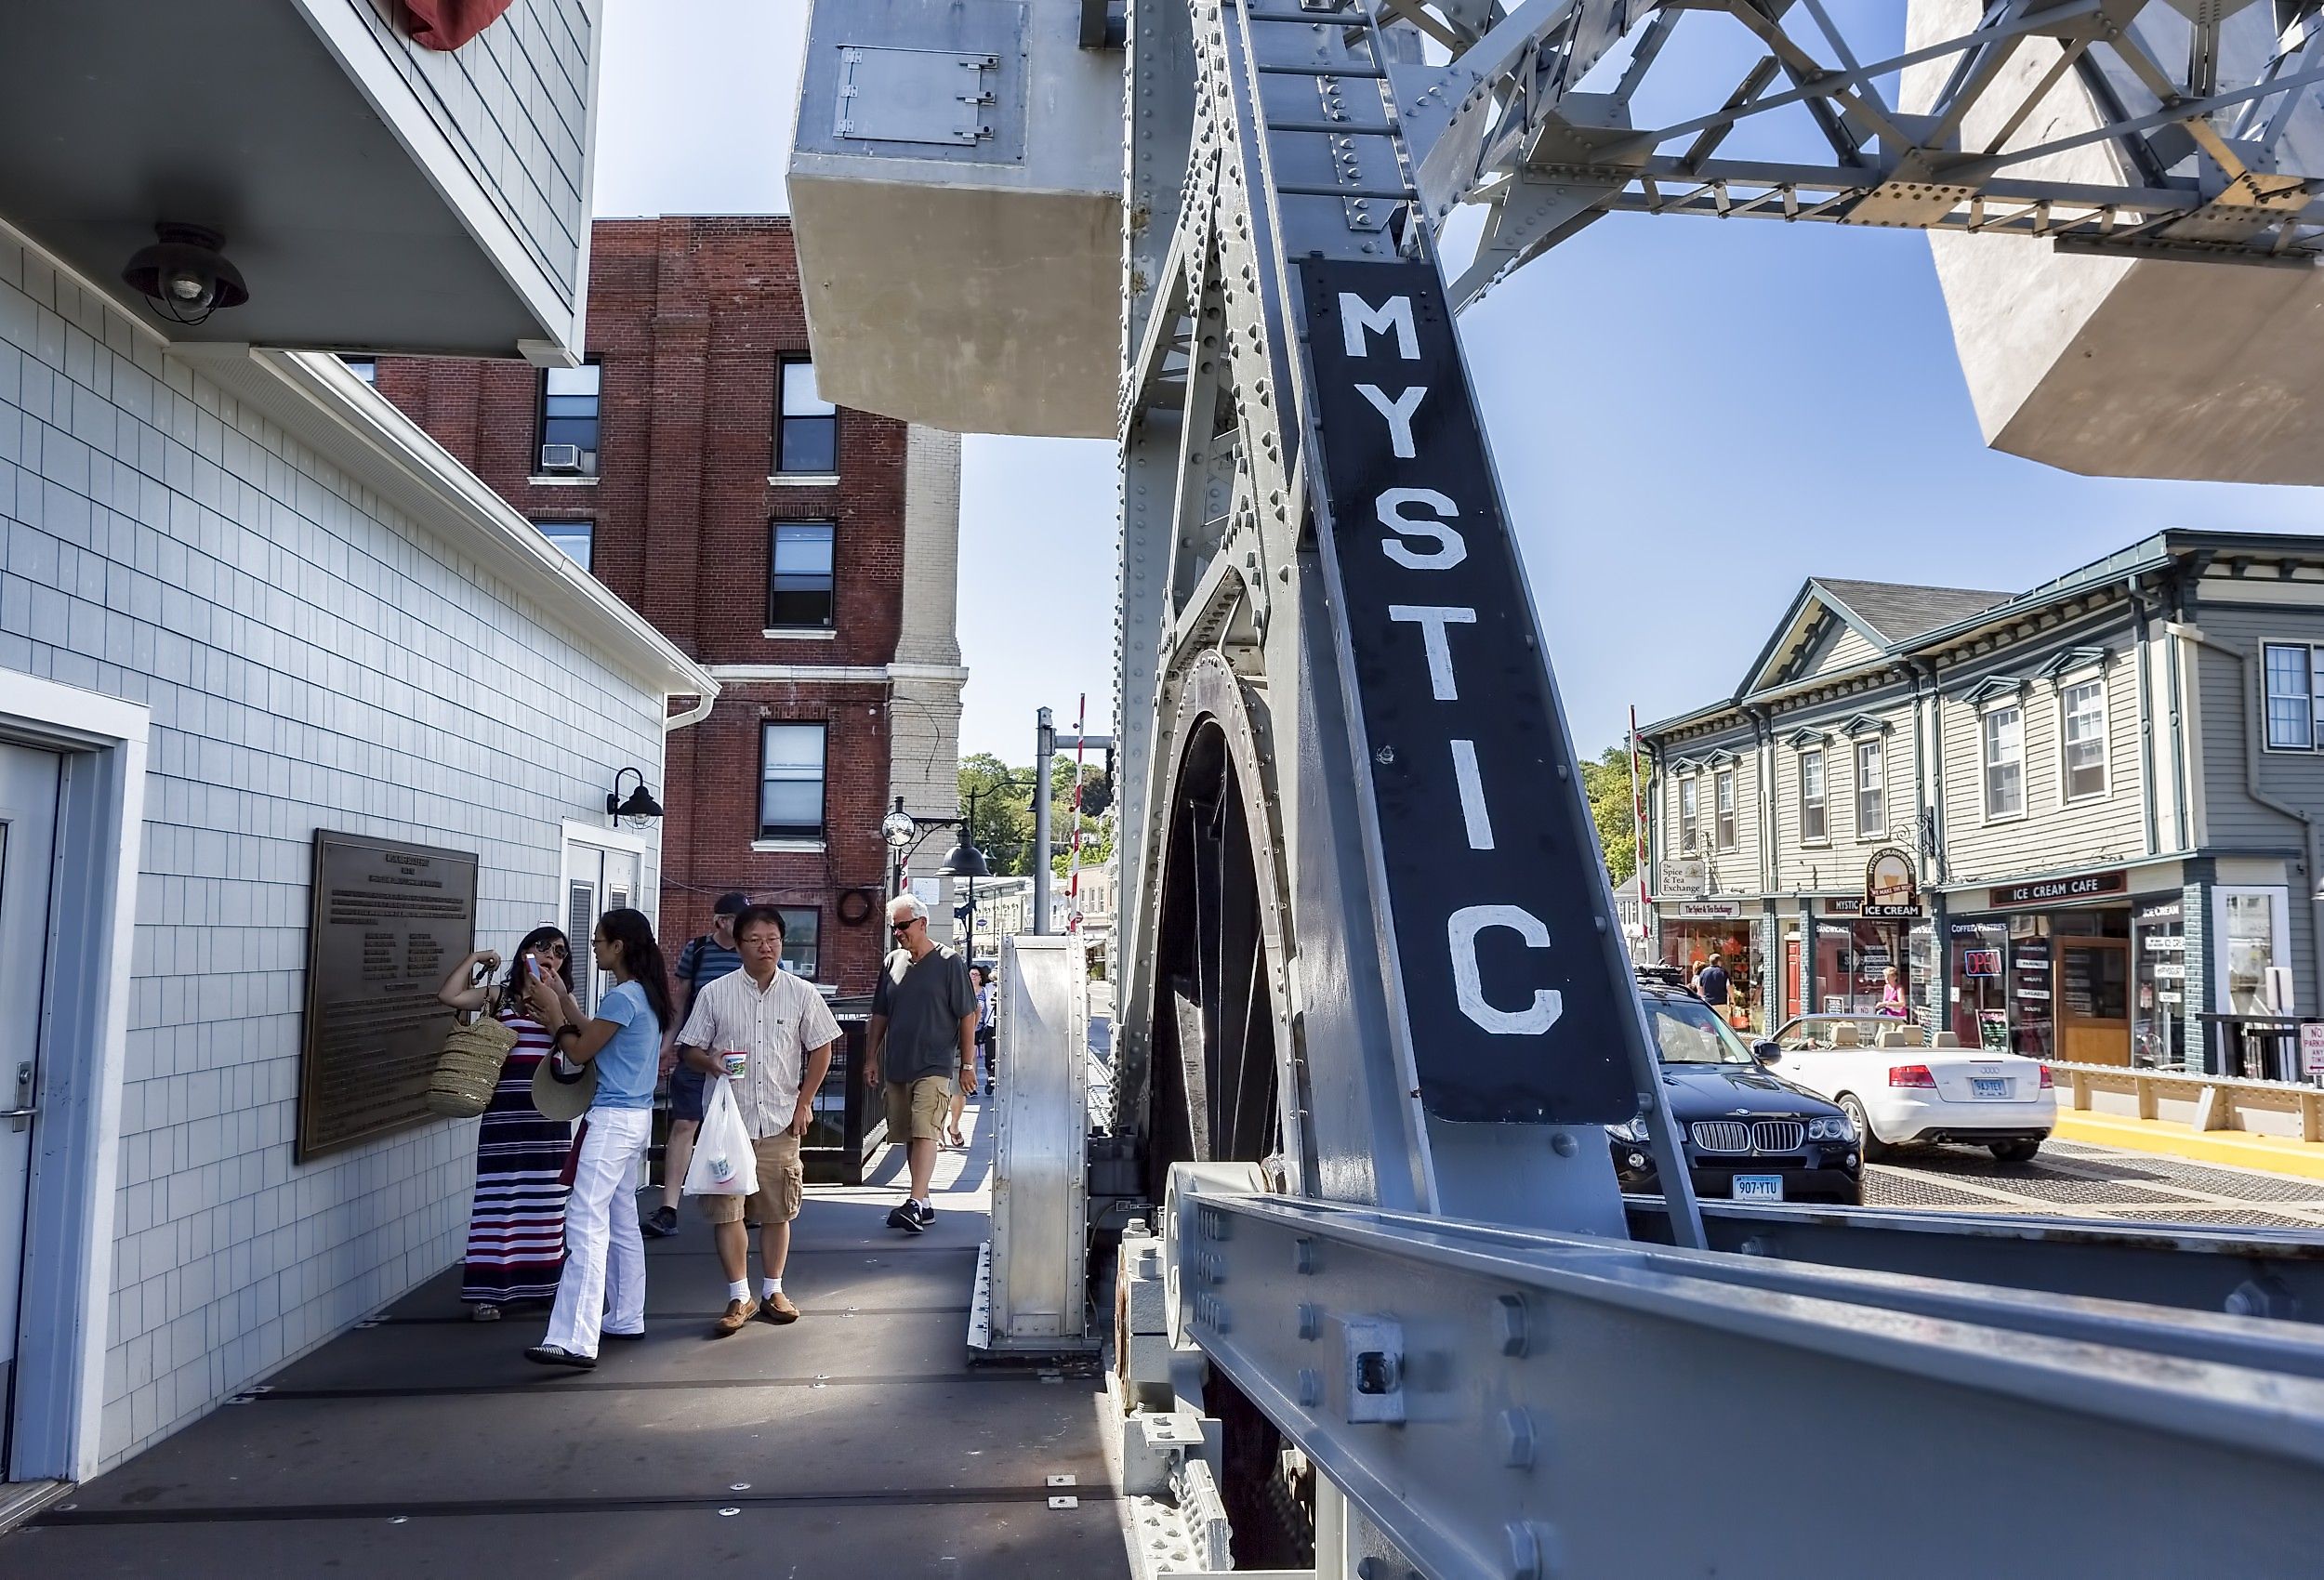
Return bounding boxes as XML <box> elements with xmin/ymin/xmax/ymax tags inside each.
<box><xmin>891</xmin><ymin>917</ymin><xmax>922</xmax><ymax>935</ymax></box>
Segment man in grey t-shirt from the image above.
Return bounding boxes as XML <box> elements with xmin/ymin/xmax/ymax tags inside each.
<box><xmin>866</xmin><ymin>893</ymin><xmax>978</xmax><ymax>1233</ymax></box>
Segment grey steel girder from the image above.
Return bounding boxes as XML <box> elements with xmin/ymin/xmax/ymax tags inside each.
<box><xmin>1173</xmin><ymin>1178</ymin><xmax>2324</xmax><ymax>1579</ymax></box>
<box><xmin>1366</xmin><ymin>0</ymin><xmax>2324</xmax><ymax>302</ymax></box>
<box><xmin>1114</xmin><ymin>0</ymin><xmax>1703</xmax><ymax>1240</ymax></box>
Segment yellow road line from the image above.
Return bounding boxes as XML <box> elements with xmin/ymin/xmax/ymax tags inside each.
<box><xmin>2053</xmin><ymin>1112</ymin><xmax>2324</xmax><ymax>1183</ymax></box>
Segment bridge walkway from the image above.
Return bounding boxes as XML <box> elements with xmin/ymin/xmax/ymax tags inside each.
<box><xmin>0</xmin><ymin>1104</ymin><xmax>1125</xmax><ymax>1578</ymax></box>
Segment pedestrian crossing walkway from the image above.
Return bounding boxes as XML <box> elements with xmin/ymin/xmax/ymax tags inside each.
<box><xmin>0</xmin><ymin>1101</ymin><xmax>1127</xmax><ymax>1579</ymax></box>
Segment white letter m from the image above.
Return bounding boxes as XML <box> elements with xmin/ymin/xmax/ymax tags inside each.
<box><xmin>1340</xmin><ymin>293</ymin><xmax>1419</xmax><ymax>361</ymax></box>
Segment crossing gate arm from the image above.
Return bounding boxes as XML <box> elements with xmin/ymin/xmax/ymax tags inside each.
<box><xmin>1173</xmin><ymin>1182</ymin><xmax>2324</xmax><ymax>1578</ymax></box>
<box><xmin>1630</xmin><ymin>1196</ymin><xmax>2324</xmax><ymax>1325</ymax></box>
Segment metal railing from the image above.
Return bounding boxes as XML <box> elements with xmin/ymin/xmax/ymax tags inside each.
<box><xmin>2197</xmin><ymin>1012</ymin><xmax>2324</xmax><ymax>1086</ymax></box>
<box><xmin>2050</xmin><ymin>1058</ymin><xmax>2324</xmax><ymax>1143</ymax></box>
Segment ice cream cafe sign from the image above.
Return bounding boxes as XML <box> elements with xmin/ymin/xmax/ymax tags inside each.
<box><xmin>1862</xmin><ymin>848</ymin><xmax>1921</xmax><ymax>918</ymax></box>
<box><xmin>1300</xmin><ymin>258</ymin><xmax>1634</xmax><ymax>1125</ymax></box>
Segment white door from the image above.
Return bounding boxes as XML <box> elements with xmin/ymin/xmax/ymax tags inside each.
<box><xmin>0</xmin><ymin>744</ymin><xmax>60</xmax><ymax>1480</ymax></box>
<box><xmin>561</xmin><ymin>837</ymin><xmax>646</xmax><ymax>1017</ymax></box>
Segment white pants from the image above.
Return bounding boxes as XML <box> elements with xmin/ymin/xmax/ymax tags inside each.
<box><xmin>544</xmin><ymin>1104</ymin><xmax>651</xmax><ymax>1358</ymax></box>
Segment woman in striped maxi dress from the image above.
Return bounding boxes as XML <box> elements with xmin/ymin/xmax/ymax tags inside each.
<box><xmin>437</xmin><ymin>928</ymin><xmax>577</xmax><ymax>1320</ymax></box>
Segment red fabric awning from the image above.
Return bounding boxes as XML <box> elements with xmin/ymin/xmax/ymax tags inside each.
<box><xmin>400</xmin><ymin>0</ymin><xmax>516</xmax><ymax>51</ymax></box>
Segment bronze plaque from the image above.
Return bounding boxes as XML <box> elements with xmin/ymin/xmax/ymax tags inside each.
<box><xmin>297</xmin><ymin>832</ymin><xmax>479</xmax><ymax>1161</ymax></box>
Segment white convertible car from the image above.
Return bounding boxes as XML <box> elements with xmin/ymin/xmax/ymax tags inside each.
<box><xmin>1763</xmin><ymin>1015</ymin><xmax>2055</xmax><ymax>1163</ymax></box>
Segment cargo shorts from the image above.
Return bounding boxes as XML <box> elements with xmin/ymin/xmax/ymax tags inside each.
<box><xmin>697</xmin><ymin>1130</ymin><xmax>805</xmax><ymax>1225</ymax></box>
<box><xmin>884</xmin><ymin>1075</ymin><xmax>953</xmax><ymax>1142</ymax></box>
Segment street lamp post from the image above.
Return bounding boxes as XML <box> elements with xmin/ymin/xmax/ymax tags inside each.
<box><xmin>879</xmin><ymin>788</ymin><xmax>1016</xmax><ymax>951</ymax></box>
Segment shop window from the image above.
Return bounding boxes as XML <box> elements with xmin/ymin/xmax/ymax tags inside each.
<box><xmin>759</xmin><ymin>722</ymin><xmax>827</xmax><ymax>841</ymax></box>
<box><xmin>1799</xmin><ymin>748</ymin><xmax>1827</xmax><ymax>843</ymax></box>
<box><xmin>341</xmin><ymin>356</ymin><xmax>376</xmax><ymax>385</ymax></box>
<box><xmin>2060</xmin><ymin>678</ymin><xmax>2107</xmax><ymax>800</ymax></box>
<box><xmin>1678</xmin><ymin>776</ymin><xmax>1698</xmax><ymax>853</ymax></box>
<box><xmin>776</xmin><ymin>358</ymin><xmax>838</xmax><ymax>473</ymax></box>
<box><xmin>1982</xmin><ymin>705</ymin><xmax>2024</xmax><ymax>820</ymax></box>
<box><xmin>769</xmin><ymin>520</ymin><xmax>837</xmax><ymax>628</ymax></box>
<box><xmin>778</xmin><ymin>906</ymin><xmax>820</xmax><ymax>979</ymax></box>
<box><xmin>2216</xmin><ymin>889</ymin><xmax>2288</xmax><ymax>1015</ymax></box>
<box><xmin>538</xmin><ymin>362</ymin><xmax>601</xmax><ymax>476</ymax></box>
<box><xmin>2263</xmin><ymin>643</ymin><xmax>2323</xmax><ymax>750</ymax></box>
<box><xmin>535</xmin><ymin>520</ymin><xmax>592</xmax><ymax>572</ymax></box>
<box><xmin>1855</xmin><ymin>739</ymin><xmax>1884</xmax><ymax>838</ymax></box>
<box><xmin>1714</xmin><ymin>770</ymin><xmax>1736</xmax><ymax>851</ymax></box>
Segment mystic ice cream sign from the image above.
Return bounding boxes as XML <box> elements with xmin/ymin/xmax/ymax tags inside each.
<box><xmin>1301</xmin><ymin>261</ymin><xmax>1633</xmax><ymax>1125</ymax></box>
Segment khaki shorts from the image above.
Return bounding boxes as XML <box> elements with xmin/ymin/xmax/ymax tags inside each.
<box><xmin>884</xmin><ymin>1075</ymin><xmax>953</xmax><ymax>1142</ymax></box>
<box><xmin>698</xmin><ymin>1130</ymin><xmax>804</xmax><ymax>1225</ymax></box>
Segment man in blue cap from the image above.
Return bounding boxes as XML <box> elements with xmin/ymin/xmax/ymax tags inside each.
<box><xmin>645</xmin><ymin>891</ymin><xmax>747</xmax><ymax>1238</ymax></box>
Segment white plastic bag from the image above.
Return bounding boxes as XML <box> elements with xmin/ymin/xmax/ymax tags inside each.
<box><xmin>684</xmin><ymin>1076</ymin><xmax>759</xmax><ymax>1197</ymax></box>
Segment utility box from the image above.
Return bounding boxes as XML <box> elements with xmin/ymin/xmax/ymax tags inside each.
<box><xmin>1905</xmin><ymin>0</ymin><xmax>2324</xmax><ymax>485</ymax></box>
<box><xmin>981</xmin><ymin>932</ymin><xmax>1094</xmax><ymax>1352</ymax></box>
<box><xmin>788</xmin><ymin>0</ymin><xmax>1122</xmax><ymax>440</ymax></box>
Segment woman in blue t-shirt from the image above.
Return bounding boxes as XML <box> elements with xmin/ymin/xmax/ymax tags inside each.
<box><xmin>522</xmin><ymin>907</ymin><xmax>671</xmax><ymax>1369</ymax></box>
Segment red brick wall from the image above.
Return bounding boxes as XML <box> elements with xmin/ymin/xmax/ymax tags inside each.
<box><xmin>376</xmin><ymin>217</ymin><xmax>907</xmax><ymax>994</ymax></box>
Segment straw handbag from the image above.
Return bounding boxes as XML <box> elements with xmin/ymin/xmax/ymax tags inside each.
<box><xmin>427</xmin><ymin>985</ymin><xmax>518</xmax><ymax>1118</ymax></box>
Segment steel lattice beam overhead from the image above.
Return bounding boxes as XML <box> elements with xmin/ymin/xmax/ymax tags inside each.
<box><xmin>1383</xmin><ymin>0</ymin><xmax>2324</xmax><ymax>303</ymax></box>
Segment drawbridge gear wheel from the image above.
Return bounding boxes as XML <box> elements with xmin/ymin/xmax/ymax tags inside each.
<box><xmin>1136</xmin><ymin>692</ymin><xmax>1313</xmax><ymax>1569</ymax></box>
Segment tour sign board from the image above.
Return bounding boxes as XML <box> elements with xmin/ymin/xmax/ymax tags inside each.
<box><xmin>1300</xmin><ymin>259</ymin><xmax>1633</xmax><ymax>1124</ymax></box>
<box><xmin>1863</xmin><ymin>847</ymin><xmax>1921</xmax><ymax>918</ymax></box>
<box><xmin>297</xmin><ymin>832</ymin><xmax>480</xmax><ymax>1160</ymax></box>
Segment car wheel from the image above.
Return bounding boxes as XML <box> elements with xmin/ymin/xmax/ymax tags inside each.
<box><xmin>1988</xmin><ymin>1139</ymin><xmax>2041</xmax><ymax>1164</ymax></box>
<box><xmin>1840</xmin><ymin>1095</ymin><xmax>1889</xmax><ymax>1164</ymax></box>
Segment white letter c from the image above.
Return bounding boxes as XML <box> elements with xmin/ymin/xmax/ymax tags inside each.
<box><xmin>1448</xmin><ymin>905</ymin><xmax>1562</xmax><ymax>1034</ymax></box>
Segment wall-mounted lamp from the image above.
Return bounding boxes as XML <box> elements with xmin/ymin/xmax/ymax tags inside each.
<box><xmin>122</xmin><ymin>224</ymin><xmax>248</xmax><ymax>326</ymax></box>
<box><xmin>606</xmin><ymin>767</ymin><xmax>664</xmax><ymax>828</ymax></box>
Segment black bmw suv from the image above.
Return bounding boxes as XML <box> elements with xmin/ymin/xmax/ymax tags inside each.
<box><xmin>1607</xmin><ymin>983</ymin><xmax>1864</xmax><ymax>1205</ymax></box>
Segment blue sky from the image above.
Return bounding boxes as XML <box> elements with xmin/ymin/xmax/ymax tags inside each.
<box><xmin>592</xmin><ymin>0</ymin><xmax>2321</xmax><ymax>760</ymax></box>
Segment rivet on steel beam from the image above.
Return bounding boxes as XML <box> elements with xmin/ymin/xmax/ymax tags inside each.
<box><xmin>1507</xmin><ymin>1520</ymin><xmax>1562</xmax><ymax>1580</ymax></box>
<box><xmin>1294</xmin><ymin>1235</ymin><xmax>1317</xmax><ymax>1273</ymax></box>
<box><xmin>1500</xmin><ymin>1407</ymin><xmax>1537</xmax><ymax>1468</ymax></box>
<box><xmin>1550</xmin><ymin>1132</ymin><xmax>1577</xmax><ymax>1158</ymax></box>
<box><xmin>1496</xmin><ymin>1295</ymin><xmax>1530</xmax><ymax>1356</ymax></box>
<box><xmin>1298</xmin><ymin>1367</ymin><xmax>1322</xmax><ymax>1406</ymax></box>
<box><xmin>1298</xmin><ymin>1301</ymin><xmax>1322</xmax><ymax>1339</ymax></box>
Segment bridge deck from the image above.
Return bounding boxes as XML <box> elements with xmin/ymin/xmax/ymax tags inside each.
<box><xmin>1</xmin><ymin>1110</ymin><xmax>1125</xmax><ymax>1578</ymax></box>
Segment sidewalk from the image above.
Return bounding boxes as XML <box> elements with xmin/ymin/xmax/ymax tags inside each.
<box><xmin>2055</xmin><ymin>1109</ymin><xmax>2324</xmax><ymax>1182</ymax></box>
<box><xmin>0</xmin><ymin>1102</ymin><xmax>1126</xmax><ymax>1579</ymax></box>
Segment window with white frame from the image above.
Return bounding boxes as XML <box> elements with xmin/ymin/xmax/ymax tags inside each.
<box><xmin>1679</xmin><ymin>776</ymin><xmax>1698</xmax><ymax>853</ymax></box>
<box><xmin>2060</xmin><ymin>677</ymin><xmax>2108</xmax><ymax>800</ymax></box>
<box><xmin>1800</xmin><ymin>748</ymin><xmax>1827</xmax><ymax>843</ymax></box>
<box><xmin>1982</xmin><ymin>704</ymin><xmax>2025</xmax><ymax>819</ymax></box>
<box><xmin>759</xmin><ymin>722</ymin><xmax>827</xmax><ymax>841</ymax></box>
<box><xmin>1714</xmin><ymin>769</ymin><xmax>1736</xmax><ymax>851</ymax></box>
<box><xmin>1855</xmin><ymin>738</ymin><xmax>1884</xmax><ymax>838</ymax></box>
<box><xmin>776</xmin><ymin>358</ymin><xmax>838</xmax><ymax>473</ymax></box>
<box><xmin>2263</xmin><ymin>643</ymin><xmax>2324</xmax><ymax>750</ymax></box>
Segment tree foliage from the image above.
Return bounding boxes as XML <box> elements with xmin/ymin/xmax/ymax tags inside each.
<box><xmin>956</xmin><ymin>755</ymin><xmax>1116</xmax><ymax>877</ymax></box>
<box><xmin>1578</xmin><ymin>744</ymin><xmax>1639</xmax><ymax>887</ymax></box>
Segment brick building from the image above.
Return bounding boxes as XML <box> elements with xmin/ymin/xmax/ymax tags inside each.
<box><xmin>374</xmin><ymin>217</ymin><xmax>965</xmax><ymax>995</ymax></box>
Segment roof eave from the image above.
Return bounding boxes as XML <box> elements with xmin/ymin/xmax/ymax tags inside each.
<box><xmin>181</xmin><ymin>346</ymin><xmax>718</xmax><ymax>704</ymax></box>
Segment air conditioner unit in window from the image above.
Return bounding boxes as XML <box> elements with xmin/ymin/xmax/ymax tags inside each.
<box><xmin>539</xmin><ymin>443</ymin><xmax>584</xmax><ymax>474</ymax></box>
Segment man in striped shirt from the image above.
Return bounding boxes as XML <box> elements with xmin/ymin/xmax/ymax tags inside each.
<box><xmin>645</xmin><ymin>892</ymin><xmax>746</xmax><ymax>1239</ymax></box>
<box><xmin>674</xmin><ymin>905</ymin><xmax>841</xmax><ymax>1333</ymax></box>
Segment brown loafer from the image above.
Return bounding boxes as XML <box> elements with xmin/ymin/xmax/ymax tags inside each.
<box><xmin>755</xmin><ymin>1291</ymin><xmax>800</xmax><ymax>1325</ymax></box>
<box><xmin>714</xmin><ymin>1297</ymin><xmax>759</xmax><ymax>1336</ymax></box>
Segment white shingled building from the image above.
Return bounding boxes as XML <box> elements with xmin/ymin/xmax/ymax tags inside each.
<box><xmin>0</xmin><ymin>3</ymin><xmax>712</xmax><ymax>1485</ymax></box>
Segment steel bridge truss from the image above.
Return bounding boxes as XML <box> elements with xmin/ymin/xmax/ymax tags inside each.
<box><xmin>1103</xmin><ymin>0</ymin><xmax>2324</xmax><ymax>1573</ymax></box>
<box><xmin>1392</xmin><ymin>0</ymin><xmax>2324</xmax><ymax>300</ymax></box>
